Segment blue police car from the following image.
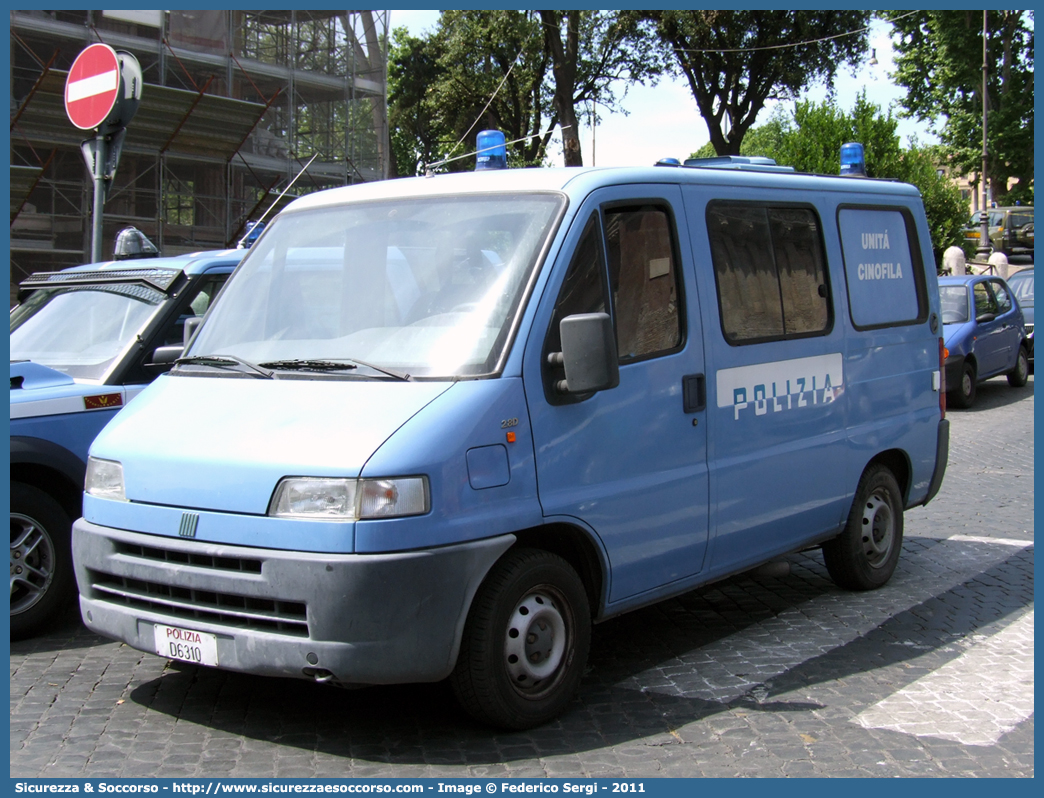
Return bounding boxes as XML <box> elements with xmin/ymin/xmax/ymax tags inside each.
<box><xmin>10</xmin><ymin>249</ymin><xmax>243</xmax><ymax>637</ymax></box>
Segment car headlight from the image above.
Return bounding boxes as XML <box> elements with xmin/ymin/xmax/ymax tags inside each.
<box><xmin>269</xmin><ymin>476</ymin><xmax>429</xmax><ymax>520</ymax></box>
<box><xmin>85</xmin><ymin>457</ymin><xmax>127</xmax><ymax>501</ymax></box>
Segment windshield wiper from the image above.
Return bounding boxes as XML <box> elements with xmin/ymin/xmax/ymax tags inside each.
<box><xmin>258</xmin><ymin>358</ymin><xmax>411</xmax><ymax>381</ymax></box>
<box><xmin>175</xmin><ymin>354</ymin><xmax>273</xmax><ymax>379</ymax></box>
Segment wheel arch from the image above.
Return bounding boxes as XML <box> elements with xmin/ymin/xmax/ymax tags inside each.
<box><xmin>510</xmin><ymin>522</ymin><xmax>606</xmax><ymax>619</ymax></box>
<box><xmin>10</xmin><ymin>437</ymin><xmax>86</xmax><ymax>521</ymax></box>
<box><xmin>866</xmin><ymin>448</ymin><xmax>912</xmax><ymax>507</ymax></box>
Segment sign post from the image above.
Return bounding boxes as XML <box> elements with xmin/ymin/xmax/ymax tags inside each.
<box><xmin>65</xmin><ymin>44</ymin><xmax>142</xmax><ymax>262</ymax></box>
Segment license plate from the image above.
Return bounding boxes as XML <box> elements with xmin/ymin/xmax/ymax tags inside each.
<box><xmin>154</xmin><ymin>623</ymin><xmax>219</xmax><ymax>667</ymax></box>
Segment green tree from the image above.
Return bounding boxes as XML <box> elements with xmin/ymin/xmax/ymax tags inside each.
<box><xmin>387</xmin><ymin>11</ymin><xmax>551</xmax><ymax>174</ymax></box>
<box><xmin>435</xmin><ymin>10</ymin><xmax>551</xmax><ymax>170</ymax></box>
<box><xmin>688</xmin><ymin>114</ymin><xmax>786</xmax><ymax>161</ymax></box>
<box><xmin>888</xmin><ymin>10</ymin><xmax>1034</xmax><ymax>205</ymax></box>
<box><xmin>636</xmin><ymin>11</ymin><xmax>871</xmax><ymax>155</ymax></box>
<box><xmin>388</xmin><ymin>28</ymin><xmax>447</xmax><ymax>177</ymax></box>
<box><xmin>389</xmin><ymin>11</ymin><xmax>665</xmax><ymax>174</ymax></box>
<box><xmin>539</xmin><ymin>11</ymin><xmax>665</xmax><ymax>166</ymax></box>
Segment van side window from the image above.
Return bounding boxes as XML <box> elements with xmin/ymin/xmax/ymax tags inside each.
<box><xmin>545</xmin><ymin>212</ymin><xmax>608</xmax><ymax>360</ymax></box>
<box><xmin>707</xmin><ymin>203</ymin><xmax>829</xmax><ymax>344</ymax></box>
<box><xmin>605</xmin><ymin>206</ymin><xmax>682</xmax><ymax>360</ymax></box>
<box><xmin>838</xmin><ymin>207</ymin><xmax>927</xmax><ymax>329</ymax></box>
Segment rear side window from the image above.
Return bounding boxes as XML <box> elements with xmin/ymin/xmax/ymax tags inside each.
<box><xmin>707</xmin><ymin>203</ymin><xmax>829</xmax><ymax>344</ymax></box>
<box><xmin>838</xmin><ymin>207</ymin><xmax>927</xmax><ymax>329</ymax></box>
<box><xmin>991</xmin><ymin>280</ymin><xmax>1012</xmax><ymax>313</ymax></box>
<box><xmin>974</xmin><ymin>282</ymin><xmax>996</xmax><ymax>316</ymax></box>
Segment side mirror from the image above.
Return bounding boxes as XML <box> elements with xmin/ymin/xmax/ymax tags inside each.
<box><xmin>183</xmin><ymin>316</ymin><xmax>203</xmax><ymax>347</ymax></box>
<box><xmin>548</xmin><ymin>312</ymin><xmax>619</xmax><ymax>395</ymax></box>
<box><xmin>145</xmin><ymin>344</ymin><xmax>183</xmax><ymax>373</ymax></box>
<box><xmin>976</xmin><ymin>312</ymin><xmax>996</xmax><ymax>324</ymax></box>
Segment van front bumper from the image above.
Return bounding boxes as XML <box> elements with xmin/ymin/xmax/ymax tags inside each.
<box><xmin>73</xmin><ymin>519</ymin><xmax>514</xmax><ymax>684</ymax></box>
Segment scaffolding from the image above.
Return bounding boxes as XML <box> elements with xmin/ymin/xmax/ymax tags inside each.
<box><xmin>9</xmin><ymin>10</ymin><xmax>390</xmax><ymax>297</ymax></box>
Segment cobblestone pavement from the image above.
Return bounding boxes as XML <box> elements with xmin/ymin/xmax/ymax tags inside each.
<box><xmin>11</xmin><ymin>376</ymin><xmax>1033</xmax><ymax>778</ymax></box>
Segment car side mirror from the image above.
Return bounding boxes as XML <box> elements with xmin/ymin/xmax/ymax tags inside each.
<box><xmin>548</xmin><ymin>312</ymin><xmax>619</xmax><ymax>395</ymax></box>
<box><xmin>145</xmin><ymin>344</ymin><xmax>183</xmax><ymax>373</ymax></box>
<box><xmin>976</xmin><ymin>312</ymin><xmax>996</xmax><ymax>323</ymax></box>
<box><xmin>183</xmin><ymin>316</ymin><xmax>203</xmax><ymax>347</ymax></box>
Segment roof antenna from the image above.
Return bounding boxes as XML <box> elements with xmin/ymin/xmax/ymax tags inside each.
<box><xmin>237</xmin><ymin>152</ymin><xmax>319</xmax><ymax>249</ymax></box>
<box><xmin>256</xmin><ymin>152</ymin><xmax>320</xmax><ymax>228</ymax></box>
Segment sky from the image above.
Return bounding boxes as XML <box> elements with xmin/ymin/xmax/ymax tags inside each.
<box><xmin>388</xmin><ymin>10</ymin><xmax>939</xmax><ymax>169</ymax></box>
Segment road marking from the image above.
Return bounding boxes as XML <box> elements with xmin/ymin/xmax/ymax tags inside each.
<box><xmin>948</xmin><ymin>534</ymin><xmax>1033</xmax><ymax>548</ymax></box>
<box><xmin>617</xmin><ymin>537</ymin><xmax>1032</xmax><ymax>704</ymax></box>
<box><xmin>854</xmin><ymin>609</ymin><xmax>1034</xmax><ymax>746</ymax></box>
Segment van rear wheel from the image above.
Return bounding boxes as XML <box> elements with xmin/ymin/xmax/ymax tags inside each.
<box><xmin>450</xmin><ymin>548</ymin><xmax>590</xmax><ymax>730</ymax></box>
<box><xmin>823</xmin><ymin>464</ymin><xmax>903</xmax><ymax>591</ymax></box>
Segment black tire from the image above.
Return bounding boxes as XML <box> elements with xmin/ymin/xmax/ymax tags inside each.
<box><xmin>949</xmin><ymin>361</ymin><xmax>977</xmax><ymax>408</ymax></box>
<box><xmin>450</xmin><ymin>548</ymin><xmax>591</xmax><ymax>730</ymax></box>
<box><xmin>1008</xmin><ymin>345</ymin><xmax>1029</xmax><ymax>387</ymax></box>
<box><xmin>10</xmin><ymin>482</ymin><xmax>76</xmax><ymax>639</ymax></box>
<box><xmin>823</xmin><ymin>464</ymin><xmax>904</xmax><ymax>591</ymax></box>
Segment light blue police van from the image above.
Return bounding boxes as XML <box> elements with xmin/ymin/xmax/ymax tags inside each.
<box><xmin>10</xmin><ymin>248</ymin><xmax>243</xmax><ymax>637</ymax></box>
<box><xmin>72</xmin><ymin>147</ymin><xmax>949</xmax><ymax>729</ymax></box>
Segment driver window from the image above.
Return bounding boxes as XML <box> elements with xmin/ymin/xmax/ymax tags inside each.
<box><xmin>545</xmin><ymin>212</ymin><xmax>608</xmax><ymax>358</ymax></box>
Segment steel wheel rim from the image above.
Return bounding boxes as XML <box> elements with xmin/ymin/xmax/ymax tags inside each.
<box><xmin>962</xmin><ymin>370</ymin><xmax>973</xmax><ymax>397</ymax></box>
<box><xmin>1017</xmin><ymin>351</ymin><xmax>1028</xmax><ymax>380</ymax></box>
<box><xmin>861</xmin><ymin>491</ymin><xmax>895</xmax><ymax>569</ymax></box>
<box><xmin>504</xmin><ymin>588</ymin><xmax>568</xmax><ymax>697</ymax></box>
<box><xmin>11</xmin><ymin>512</ymin><xmax>55</xmax><ymax>614</ymax></box>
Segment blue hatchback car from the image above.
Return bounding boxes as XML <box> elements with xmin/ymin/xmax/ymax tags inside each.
<box><xmin>939</xmin><ymin>274</ymin><xmax>1030</xmax><ymax>407</ymax></box>
<box><xmin>1006</xmin><ymin>267</ymin><xmax>1034</xmax><ymax>368</ymax></box>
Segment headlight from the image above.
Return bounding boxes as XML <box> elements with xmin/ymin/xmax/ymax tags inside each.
<box><xmin>269</xmin><ymin>477</ymin><xmax>429</xmax><ymax>520</ymax></box>
<box><xmin>85</xmin><ymin>457</ymin><xmax>127</xmax><ymax>501</ymax></box>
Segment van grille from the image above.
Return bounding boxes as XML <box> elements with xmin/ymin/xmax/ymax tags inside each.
<box><xmin>114</xmin><ymin>541</ymin><xmax>263</xmax><ymax>573</ymax></box>
<box><xmin>88</xmin><ymin>570</ymin><xmax>308</xmax><ymax>636</ymax></box>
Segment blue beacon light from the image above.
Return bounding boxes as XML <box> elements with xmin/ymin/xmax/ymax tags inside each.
<box><xmin>476</xmin><ymin>130</ymin><xmax>507</xmax><ymax>170</ymax></box>
<box><xmin>840</xmin><ymin>142</ymin><xmax>866</xmax><ymax>176</ymax></box>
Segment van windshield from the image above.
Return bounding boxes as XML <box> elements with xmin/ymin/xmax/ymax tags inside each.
<box><xmin>187</xmin><ymin>193</ymin><xmax>563</xmax><ymax>378</ymax></box>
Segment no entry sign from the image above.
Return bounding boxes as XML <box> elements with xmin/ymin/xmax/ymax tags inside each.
<box><xmin>65</xmin><ymin>43</ymin><xmax>121</xmax><ymax>130</ymax></box>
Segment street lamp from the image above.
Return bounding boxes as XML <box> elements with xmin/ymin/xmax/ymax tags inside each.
<box><xmin>977</xmin><ymin>11</ymin><xmax>991</xmax><ymax>261</ymax></box>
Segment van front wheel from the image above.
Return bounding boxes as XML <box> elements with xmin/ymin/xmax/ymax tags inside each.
<box><xmin>823</xmin><ymin>464</ymin><xmax>903</xmax><ymax>591</ymax></box>
<box><xmin>450</xmin><ymin>548</ymin><xmax>591</xmax><ymax>730</ymax></box>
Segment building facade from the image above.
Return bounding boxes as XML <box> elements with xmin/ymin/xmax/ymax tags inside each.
<box><xmin>10</xmin><ymin>10</ymin><xmax>390</xmax><ymax>298</ymax></box>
